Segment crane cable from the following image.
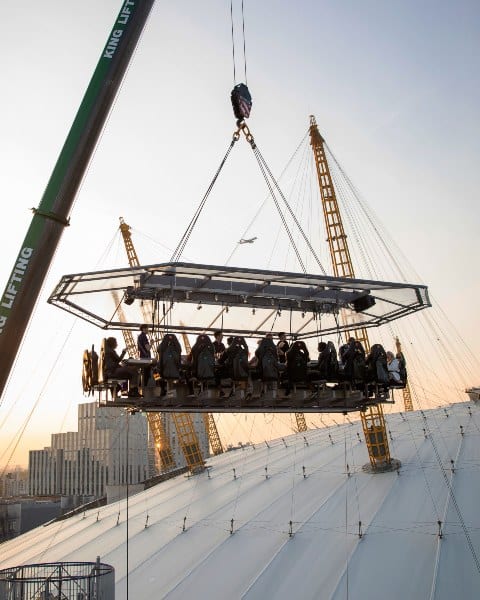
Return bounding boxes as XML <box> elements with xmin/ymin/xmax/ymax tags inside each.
<box><xmin>230</xmin><ymin>0</ymin><xmax>248</xmax><ymax>85</ymax></box>
<box><xmin>250</xmin><ymin>140</ymin><xmax>327</xmax><ymax>274</ymax></box>
<box><xmin>170</xmin><ymin>137</ymin><xmax>238</xmax><ymax>262</ymax></box>
<box><xmin>224</xmin><ymin>129</ymin><xmax>309</xmax><ymax>267</ymax></box>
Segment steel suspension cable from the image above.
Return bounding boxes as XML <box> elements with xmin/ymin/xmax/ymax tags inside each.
<box><xmin>230</xmin><ymin>0</ymin><xmax>236</xmax><ymax>84</ymax></box>
<box><xmin>241</xmin><ymin>0</ymin><xmax>248</xmax><ymax>84</ymax></box>
<box><xmin>253</xmin><ymin>143</ymin><xmax>327</xmax><ymax>274</ymax></box>
<box><xmin>224</xmin><ymin>130</ymin><xmax>309</xmax><ymax>266</ymax></box>
<box><xmin>171</xmin><ymin>138</ymin><xmax>237</xmax><ymax>262</ymax></box>
<box><xmin>250</xmin><ymin>145</ymin><xmax>306</xmax><ymax>272</ymax></box>
<box><xmin>422</xmin><ymin>411</ymin><xmax>480</xmax><ymax>575</ymax></box>
<box><xmin>282</xmin><ymin>141</ymin><xmax>312</xmax><ymax>272</ymax></box>
<box><xmin>326</xmin><ymin>143</ymin><xmax>414</xmax><ymax>283</ymax></box>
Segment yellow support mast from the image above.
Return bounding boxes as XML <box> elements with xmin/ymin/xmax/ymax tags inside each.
<box><xmin>309</xmin><ymin>116</ymin><xmax>393</xmax><ymax>471</ymax></box>
<box><xmin>295</xmin><ymin>413</ymin><xmax>308</xmax><ymax>432</ymax></box>
<box><xmin>179</xmin><ymin>326</ymin><xmax>224</xmax><ymax>456</ymax></box>
<box><xmin>118</xmin><ymin>218</ymin><xmax>205</xmax><ymax>473</ymax></box>
<box><xmin>395</xmin><ymin>337</ymin><xmax>414</xmax><ymax>412</ymax></box>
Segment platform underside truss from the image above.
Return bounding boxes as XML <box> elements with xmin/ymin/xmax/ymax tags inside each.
<box><xmin>96</xmin><ymin>379</ymin><xmax>401</xmax><ymax>414</ymax></box>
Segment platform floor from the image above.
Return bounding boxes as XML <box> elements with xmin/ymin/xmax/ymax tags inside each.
<box><xmin>97</xmin><ymin>381</ymin><xmax>397</xmax><ymax>413</ymax></box>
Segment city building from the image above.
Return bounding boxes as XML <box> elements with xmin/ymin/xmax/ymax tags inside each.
<box><xmin>28</xmin><ymin>402</ymin><xmax>157</xmax><ymax>499</ymax></box>
<box><xmin>0</xmin><ymin>502</ymin><xmax>21</xmax><ymax>543</ymax></box>
<box><xmin>0</xmin><ymin>467</ymin><xmax>28</xmax><ymax>498</ymax></box>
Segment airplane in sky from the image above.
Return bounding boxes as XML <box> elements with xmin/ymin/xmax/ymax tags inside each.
<box><xmin>239</xmin><ymin>237</ymin><xmax>257</xmax><ymax>244</ymax></box>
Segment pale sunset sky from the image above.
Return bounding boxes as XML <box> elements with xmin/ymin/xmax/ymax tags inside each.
<box><xmin>0</xmin><ymin>0</ymin><xmax>479</xmax><ymax>468</ymax></box>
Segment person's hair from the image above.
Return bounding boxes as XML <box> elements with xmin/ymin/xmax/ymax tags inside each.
<box><xmin>227</xmin><ymin>336</ymin><xmax>233</xmax><ymax>345</ymax></box>
<box><xmin>106</xmin><ymin>337</ymin><xmax>117</xmax><ymax>348</ymax></box>
<box><xmin>140</xmin><ymin>324</ymin><xmax>148</xmax><ymax>332</ymax></box>
<box><xmin>214</xmin><ymin>330</ymin><xmax>222</xmax><ymax>338</ymax></box>
<box><xmin>318</xmin><ymin>341</ymin><xmax>327</xmax><ymax>351</ymax></box>
<box><xmin>279</xmin><ymin>332</ymin><xmax>286</xmax><ymax>338</ymax></box>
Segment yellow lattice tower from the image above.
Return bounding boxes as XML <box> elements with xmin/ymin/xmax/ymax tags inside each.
<box><xmin>309</xmin><ymin>116</ymin><xmax>393</xmax><ymax>471</ymax></box>
<box><xmin>295</xmin><ymin>413</ymin><xmax>308</xmax><ymax>432</ymax></box>
<box><xmin>395</xmin><ymin>337</ymin><xmax>414</xmax><ymax>412</ymax></box>
<box><xmin>118</xmin><ymin>218</ymin><xmax>205</xmax><ymax>473</ymax></box>
<box><xmin>180</xmin><ymin>326</ymin><xmax>224</xmax><ymax>456</ymax></box>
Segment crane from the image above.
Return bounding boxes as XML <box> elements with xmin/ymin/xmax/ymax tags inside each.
<box><xmin>0</xmin><ymin>0</ymin><xmax>156</xmax><ymax>400</ymax></box>
<box><xmin>118</xmin><ymin>218</ymin><xmax>206</xmax><ymax>473</ymax></box>
<box><xmin>309</xmin><ymin>115</ymin><xmax>392</xmax><ymax>470</ymax></box>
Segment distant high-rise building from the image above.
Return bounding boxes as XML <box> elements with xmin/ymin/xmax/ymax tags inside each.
<box><xmin>28</xmin><ymin>402</ymin><xmax>157</xmax><ymax>498</ymax></box>
<box><xmin>0</xmin><ymin>467</ymin><xmax>28</xmax><ymax>498</ymax></box>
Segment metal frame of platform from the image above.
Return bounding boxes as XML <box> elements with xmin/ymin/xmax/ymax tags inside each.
<box><xmin>49</xmin><ymin>262</ymin><xmax>430</xmax><ymax>338</ymax></box>
<box><xmin>96</xmin><ymin>379</ymin><xmax>400</xmax><ymax>414</ymax></box>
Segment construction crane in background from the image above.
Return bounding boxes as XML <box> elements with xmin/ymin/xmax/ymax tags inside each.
<box><xmin>118</xmin><ymin>218</ymin><xmax>205</xmax><ymax>473</ymax></box>
<box><xmin>395</xmin><ymin>337</ymin><xmax>414</xmax><ymax>411</ymax></box>
<box><xmin>179</xmin><ymin>325</ymin><xmax>224</xmax><ymax>456</ymax></box>
<box><xmin>309</xmin><ymin>115</ymin><xmax>392</xmax><ymax>470</ymax></box>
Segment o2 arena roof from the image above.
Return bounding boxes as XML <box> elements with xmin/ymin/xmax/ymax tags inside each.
<box><xmin>1</xmin><ymin>403</ymin><xmax>479</xmax><ymax>599</ymax></box>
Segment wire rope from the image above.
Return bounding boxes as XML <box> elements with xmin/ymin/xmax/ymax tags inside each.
<box><xmin>241</xmin><ymin>0</ymin><xmax>248</xmax><ymax>84</ymax></box>
<box><xmin>224</xmin><ymin>130</ymin><xmax>308</xmax><ymax>266</ymax></box>
<box><xmin>229</xmin><ymin>0</ymin><xmax>236</xmax><ymax>84</ymax></box>
<box><xmin>421</xmin><ymin>410</ymin><xmax>480</xmax><ymax>574</ymax></box>
<box><xmin>252</xmin><ymin>143</ymin><xmax>327</xmax><ymax>274</ymax></box>
<box><xmin>171</xmin><ymin>139</ymin><xmax>237</xmax><ymax>262</ymax></box>
<box><xmin>343</xmin><ymin>416</ymin><xmax>349</xmax><ymax>600</ymax></box>
<box><xmin>250</xmin><ymin>145</ymin><xmax>306</xmax><ymax>272</ymax></box>
<box><xmin>0</xmin><ymin>320</ymin><xmax>77</xmax><ymax>479</ymax></box>
<box><xmin>126</xmin><ymin>411</ymin><xmax>130</xmax><ymax>600</ymax></box>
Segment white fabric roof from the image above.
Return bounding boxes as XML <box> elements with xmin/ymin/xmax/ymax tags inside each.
<box><xmin>2</xmin><ymin>402</ymin><xmax>479</xmax><ymax>599</ymax></box>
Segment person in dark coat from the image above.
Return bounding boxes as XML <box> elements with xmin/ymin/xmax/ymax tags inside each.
<box><xmin>137</xmin><ymin>325</ymin><xmax>151</xmax><ymax>359</ymax></box>
<box><xmin>104</xmin><ymin>337</ymin><xmax>138</xmax><ymax>390</ymax></box>
<box><xmin>213</xmin><ymin>330</ymin><xmax>226</xmax><ymax>361</ymax></box>
<box><xmin>277</xmin><ymin>332</ymin><xmax>290</xmax><ymax>364</ymax></box>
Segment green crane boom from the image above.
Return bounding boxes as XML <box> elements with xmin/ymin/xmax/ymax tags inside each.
<box><xmin>0</xmin><ymin>0</ymin><xmax>155</xmax><ymax>399</ymax></box>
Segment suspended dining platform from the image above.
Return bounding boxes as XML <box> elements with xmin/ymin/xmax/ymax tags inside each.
<box><xmin>50</xmin><ymin>261</ymin><xmax>429</xmax><ymax>414</ymax></box>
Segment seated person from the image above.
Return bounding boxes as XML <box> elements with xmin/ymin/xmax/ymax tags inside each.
<box><xmin>190</xmin><ymin>334</ymin><xmax>215</xmax><ymax>380</ymax></box>
<box><xmin>365</xmin><ymin>344</ymin><xmax>389</xmax><ymax>384</ymax></box>
<box><xmin>157</xmin><ymin>334</ymin><xmax>182</xmax><ymax>379</ymax></box>
<box><xmin>286</xmin><ymin>341</ymin><xmax>309</xmax><ymax>383</ymax></box>
<box><xmin>220</xmin><ymin>336</ymin><xmax>249</xmax><ymax>381</ymax></box>
<box><xmin>104</xmin><ymin>337</ymin><xmax>139</xmax><ymax>392</ymax></box>
<box><xmin>317</xmin><ymin>341</ymin><xmax>329</xmax><ymax>379</ymax></box>
<box><xmin>256</xmin><ymin>335</ymin><xmax>279</xmax><ymax>381</ymax></box>
<box><xmin>396</xmin><ymin>351</ymin><xmax>407</xmax><ymax>382</ymax></box>
<box><xmin>386</xmin><ymin>351</ymin><xmax>401</xmax><ymax>383</ymax></box>
<box><xmin>317</xmin><ymin>340</ymin><xmax>339</xmax><ymax>380</ymax></box>
<box><xmin>340</xmin><ymin>337</ymin><xmax>366</xmax><ymax>382</ymax></box>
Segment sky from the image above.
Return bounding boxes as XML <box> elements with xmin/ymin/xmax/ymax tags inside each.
<box><xmin>0</xmin><ymin>0</ymin><xmax>479</xmax><ymax>468</ymax></box>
